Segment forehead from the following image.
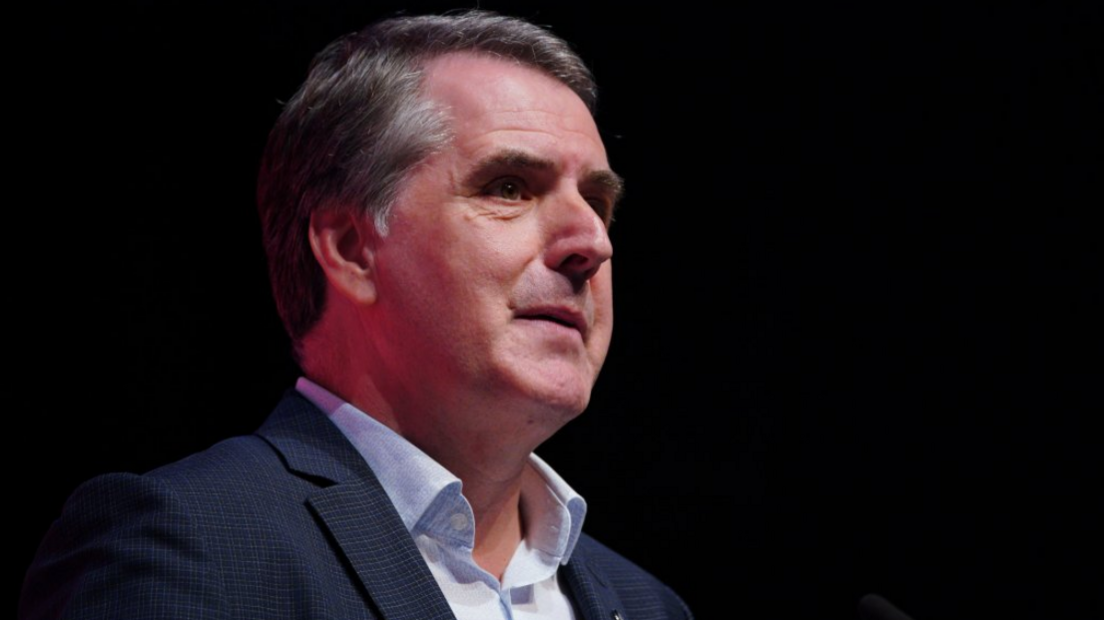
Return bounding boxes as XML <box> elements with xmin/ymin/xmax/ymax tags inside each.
<box><xmin>420</xmin><ymin>52</ymin><xmax>609</xmax><ymax>169</ymax></box>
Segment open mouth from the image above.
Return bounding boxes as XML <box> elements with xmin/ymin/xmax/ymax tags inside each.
<box><xmin>526</xmin><ymin>314</ymin><xmax>576</xmax><ymax>328</ymax></box>
<box><xmin>515</xmin><ymin>307</ymin><xmax>586</xmax><ymax>337</ymax></box>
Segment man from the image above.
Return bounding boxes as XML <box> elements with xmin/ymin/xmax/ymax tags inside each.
<box><xmin>21</xmin><ymin>11</ymin><xmax>692</xmax><ymax>620</ymax></box>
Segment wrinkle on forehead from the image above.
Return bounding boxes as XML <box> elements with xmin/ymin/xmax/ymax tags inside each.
<box><xmin>421</xmin><ymin>52</ymin><xmax>602</xmax><ymax>142</ymax></box>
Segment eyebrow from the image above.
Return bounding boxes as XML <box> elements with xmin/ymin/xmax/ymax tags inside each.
<box><xmin>464</xmin><ymin>148</ymin><xmax>625</xmax><ymax>211</ymax></box>
<box><xmin>582</xmin><ymin>169</ymin><xmax>625</xmax><ymax>211</ymax></box>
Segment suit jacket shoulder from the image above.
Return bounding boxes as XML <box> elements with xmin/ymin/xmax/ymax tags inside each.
<box><xmin>20</xmin><ymin>391</ymin><xmax>450</xmax><ymax>620</ymax></box>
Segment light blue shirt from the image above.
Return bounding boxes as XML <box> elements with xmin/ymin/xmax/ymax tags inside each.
<box><xmin>296</xmin><ymin>377</ymin><xmax>588</xmax><ymax>620</ymax></box>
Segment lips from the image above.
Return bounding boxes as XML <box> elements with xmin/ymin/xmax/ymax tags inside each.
<box><xmin>515</xmin><ymin>306</ymin><xmax>588</xmax><ymax>339</ymax></box>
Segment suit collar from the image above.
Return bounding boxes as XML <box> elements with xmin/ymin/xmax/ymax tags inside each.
<box><xmin>255</xmin><ymin>388</ymin><xmax>369</xmax><ymax>484</ymax></box>
<box><xmin>256</xmin><ymin>390</ymin><xmax>456</xmax><ymax>620</ymax></box>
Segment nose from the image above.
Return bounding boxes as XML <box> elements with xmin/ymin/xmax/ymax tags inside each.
<box><xmin>543</xmin><ymin>190</ymin><xmax>614</xmax><ymax>287</ymax></box>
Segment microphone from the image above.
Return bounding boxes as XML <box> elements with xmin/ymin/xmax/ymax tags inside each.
<box><xmin>858</xmin><ymin>593</ymin><xmax>915</xmax><ymax>620</ymax></box>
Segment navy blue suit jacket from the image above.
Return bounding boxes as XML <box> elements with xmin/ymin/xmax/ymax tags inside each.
<box><xmin>21</xmin><ymin>391</ymin><xmax>692</xmax><ymax>620</ymax></box>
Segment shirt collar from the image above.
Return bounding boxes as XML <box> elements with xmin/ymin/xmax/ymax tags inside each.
<box><xmin>295</xmin><ymin>376</ymin><xmax>587</xmax><ymax>565</ymax></box>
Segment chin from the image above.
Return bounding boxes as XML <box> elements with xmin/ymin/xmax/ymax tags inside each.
<box><xmin>519</xmin><ymin>375</ymin><xmax>594</xmax><ymax>421</ymax></box>
<box><xmin>486</xmin><ymin>358</ymin><xmax>599</xmax><ymax>424</ymax></box>
<box><xmin>519</xmin><ymin>400</ymin><xmax>588</xmax><ymax>446</ymax></box>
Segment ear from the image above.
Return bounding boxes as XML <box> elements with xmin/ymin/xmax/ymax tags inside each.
<box><xmin>308</xmin><ymin>208</ymin><xmax>379</xmax><ymax>306</ymax></box>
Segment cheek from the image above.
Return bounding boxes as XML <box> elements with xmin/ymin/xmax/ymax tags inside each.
<box><xmin>593</xmin><ymin>266</ymin><xmax>614</xmax><ymax>320</ymax></box>
<box><xmin>448</xmin><ymin>229</ymin><xmax>544</xmax><ymax>311</ymax></box>
<box><xmin>411</xmin><ymin>241</ymin><xmax>521</xmax><ymax>333</ymax></box>
<box><xmin>587</xmin><ymin>268</ymin><xmax>615</xmax><ymax>359</ymax></box>
<box><xmin>432</xmin><ymin>212</ymin><xmax>534</xmax><ymax>272</ymax></box>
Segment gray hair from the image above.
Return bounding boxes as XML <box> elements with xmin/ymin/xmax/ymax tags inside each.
<box><xmin>256</xmin><ymin>10</ymin><xmax>598</xmax><ymax>359</ymax></box>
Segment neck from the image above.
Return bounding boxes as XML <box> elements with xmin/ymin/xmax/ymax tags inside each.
<box><xmin>461</xmin><ymin>463</ymin><xmax>528</xmax><ymax>581</ymax></box>
<box><xmin>301</xmin><ymin>367</ymin><xmax>535</xmax><ymax>582</ymax></box>
<box><xmin>404</xmin><ymin>426</ymin><xmax>532</xmax><ymax>582</ymax></box>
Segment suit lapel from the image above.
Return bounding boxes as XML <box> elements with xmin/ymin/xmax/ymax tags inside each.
<box><xmin>308</xmin><ymin>482</ymin><xmax>456</xmax><ymax>620</ymax></box>
<box><xmin>257</xmin><ymin>391</ymin><xmax>456</xmax><ymax>620</ymax></box>
<box><xmin>561</xmin><ymin>540</ymin><xmax>630</xmax><ymax>620</ymax></box>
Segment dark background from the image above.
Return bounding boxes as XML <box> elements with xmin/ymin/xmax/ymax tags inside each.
<box><xmin>15</xmin><ymin>1</ymin><xmax>1101</xmax><ymax>618</ymax></box>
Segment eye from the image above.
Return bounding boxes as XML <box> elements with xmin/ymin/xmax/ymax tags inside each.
<box><xmin>585</xmin><ymin>196</ymin><xmax>614</xmax><ymax>225</ymax></box>
<box><xmin>484</xmin><ymin>178</ymin><xmax>527</xmax><ymax>201</ymax></box>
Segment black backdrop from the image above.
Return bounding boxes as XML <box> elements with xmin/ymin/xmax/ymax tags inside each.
<box><xmin>14</xmin><ymin>2</ymin><xmax>1101</xmax><ymax>619</ymax></box>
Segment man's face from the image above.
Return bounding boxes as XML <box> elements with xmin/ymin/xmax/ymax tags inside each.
<box><xmin>364</xmin><ymin>52</ymin><xmax>618</xmax><ymax>440</ymax></box>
